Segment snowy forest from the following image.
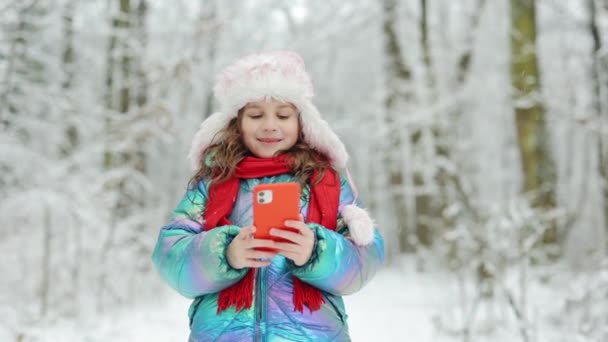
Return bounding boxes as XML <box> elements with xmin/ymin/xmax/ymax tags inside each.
<box><xmin>1</xmin><ymin>0</ymin><xmax>607</xmax><ymax>341</ymax></box>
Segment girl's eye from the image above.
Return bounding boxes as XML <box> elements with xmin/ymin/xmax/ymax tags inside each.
<box><xmin>278</xmin><ymin>112</ymin><xmax>293</xmax><ymax>119</ymax></box>
<box><xmin>247</xmin><ymin>113</ymin><xmax>263</xmax><ymax>119</ymax></box>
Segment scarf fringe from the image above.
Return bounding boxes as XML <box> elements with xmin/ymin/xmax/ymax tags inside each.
<box><xmin>217</xmin><ymin>269</ymin><xmax>255</xmax><ymax>314</ymax></box>
<box><xmin>293</xmin><ymin>277</ymin><xmax>325</xmax><ymax>313</ymax></box>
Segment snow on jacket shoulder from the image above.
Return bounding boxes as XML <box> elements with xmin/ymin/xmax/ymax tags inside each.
<box><xmin>152</xmin><ymin>172</ymin><xmax>385</xmax><ymax>342</ymax></box>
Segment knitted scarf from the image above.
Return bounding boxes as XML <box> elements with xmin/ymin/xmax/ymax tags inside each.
<box><xmin>204</xmin><ymin>155</ymin><xmax>340</xmax><ymax>314</ymax></box>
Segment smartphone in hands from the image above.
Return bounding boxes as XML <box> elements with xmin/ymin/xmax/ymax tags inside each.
<box><xmin>252</xmin><ymin>182</ymin><xmax>301</xmax><ymax>250</ymax></box>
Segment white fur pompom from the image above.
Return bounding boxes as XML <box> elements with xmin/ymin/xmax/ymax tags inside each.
<box><xmin>341</xmin><ymin>204</ymin><xmax>375</xmax><ymax>246</ymax></box>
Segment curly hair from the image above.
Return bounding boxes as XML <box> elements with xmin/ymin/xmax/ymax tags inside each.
<box><xmin>187</xmin><ymin>110</ymin><xmax>334</xmax><ymax>190</ymax></box>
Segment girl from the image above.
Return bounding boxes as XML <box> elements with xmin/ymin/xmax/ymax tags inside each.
<box><xmin>152</xmin><ymin>51</ymin><xmax>384</xmax><ymax>342</ymax></box>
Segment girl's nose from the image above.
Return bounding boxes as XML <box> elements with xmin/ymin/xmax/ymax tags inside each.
<box><xmin>261</xmin><ymin>117</ymin><xmax>278</xmax><ymax>131</ymax></box>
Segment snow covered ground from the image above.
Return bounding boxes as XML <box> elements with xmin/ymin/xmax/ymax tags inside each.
<box><xmin>5</xmin><ymin>255</ymin><xmax>604</xmax><ymax>342</ymax></box>
<box><xmin>7</xmin><ymin>256</ymin><xmax>446</xmax><ymax>341</ymax></box>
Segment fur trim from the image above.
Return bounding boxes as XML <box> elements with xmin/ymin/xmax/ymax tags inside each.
<box><xmin>300</xmin><ymin>102</ymin><xmax>348</xmax><ymax>169</ymax></box>
<box><xmin>187</xmin><ymin>112</ymin><xmax>232</xmax><ymax>170</ymax></box>
<box><xmin>341</xmin><ymin>204</ymin><xmax>375</xmax><ymax>246</ymax></box>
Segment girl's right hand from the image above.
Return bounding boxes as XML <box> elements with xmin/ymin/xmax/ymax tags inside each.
<box><xmin>226</xmin><ymin>225</ymin><xmax>277</xmax><ymax>269</ymax></box>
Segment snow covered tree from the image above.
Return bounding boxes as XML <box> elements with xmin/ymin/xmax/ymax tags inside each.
<box><xmin>510</xmin><ymin>0</ymin><xmax>558</xmax><ymax>244</ymax></box>
<box><xmin>97</xmin><ymin>0</ymin><xmax>160</xmax><ymax>312</ymax></box>
<box><xmin>587</xmin><ymin>0</ymin><xmax>608</xmax><ymax>248</ymax></box>
<box><xmin>381</xmin><ymin>0</ymin><xmax>418</xmax><ymax>253</ymax></box>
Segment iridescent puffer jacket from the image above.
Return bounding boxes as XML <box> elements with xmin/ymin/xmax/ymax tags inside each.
<box><xmin>152</xmin><ymin>173</ymin><xmax>385</xmax><ymax>341</ymax></box>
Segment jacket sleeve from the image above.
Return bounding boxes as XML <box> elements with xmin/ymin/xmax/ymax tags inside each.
<box><xmin>151</xmin><ymin>180</ymin><xmax>247</xmax><ymax>298</ymax></box>
<box><xmin>291</xmin><ymin>173</ymin><xmax>385</xmax><ymax>296</ymax></box>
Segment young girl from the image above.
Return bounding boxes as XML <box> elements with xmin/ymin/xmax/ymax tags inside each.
<box><xmin>152</xmin><ymin>51</ymin><xmax>384</xmax><ymax>342</ymax></box>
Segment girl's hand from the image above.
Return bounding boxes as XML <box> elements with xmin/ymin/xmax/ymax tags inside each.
<box><xmin>271</xmin><ymin>215</ymin><xmax>315</xmax><ymax>267</ymax></box>
<box><xmin>226</xmin><ymin>225</ymin><xmax>277</xmax><ymax>269</ymax></box>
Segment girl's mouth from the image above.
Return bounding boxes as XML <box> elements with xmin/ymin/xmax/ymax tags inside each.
<box><xmin>258</xmin><ymin>138</ymin><xmax>282</xmax><ymax>144</ymax></box>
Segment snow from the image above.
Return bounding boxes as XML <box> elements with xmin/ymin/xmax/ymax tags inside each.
<box><xmin>346</xmin><ymin>260</ymin><xmax>443</xmax><ymax>342</ymax></box>
<box><xmin>0</xmin><ymin>257</ymin><xmax>479</xmax><ymax>341</ymax></box>
<box><xmin>3</xmin><ymin>255</ymin><xmax>607</xmax><ymax>342</ymax></box>
<box><xmin>6</xmin><ymin>256</ymin><xmax>445</xmax><ymax>342</ymax></box>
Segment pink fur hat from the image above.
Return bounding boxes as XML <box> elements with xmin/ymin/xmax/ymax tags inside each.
<box><xmin>187</xmin><ymin>50</ymin><xmax>348</xmax><ymax>171</ymax></box>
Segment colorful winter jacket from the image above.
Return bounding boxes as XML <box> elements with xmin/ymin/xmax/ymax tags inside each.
<box><xmin>152</xmin><ymin>172</ymin><xmax>385</xmax><ymax>341</ymax></box>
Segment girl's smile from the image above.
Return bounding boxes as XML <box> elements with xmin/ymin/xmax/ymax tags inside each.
<box><xmin>258</xmin><ymin>138</ymin><xmax>282</xmax><ymax>144</ymax></box>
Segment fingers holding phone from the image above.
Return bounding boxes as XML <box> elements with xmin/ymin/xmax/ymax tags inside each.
<box><xmin>271</xmin><ymin>215</ymin><xmax>315</xmax><ymax>267</ymax></box>
<box><xmin>226</xmin><ymin>225</ymin><xmax>277</xmax><ymax>270</ymax></box>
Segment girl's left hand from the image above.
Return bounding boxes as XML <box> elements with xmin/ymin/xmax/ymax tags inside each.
<box><xmin>270</xmin><ymin>215</ymin><xmax>314</xmax><ymax>267</ymax></box>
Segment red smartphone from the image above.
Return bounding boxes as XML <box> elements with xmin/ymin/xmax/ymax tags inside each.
<box><xmin>252</xmin><ymin>182</ymin><xmax>301</xmax><ymax>247</ymax></box>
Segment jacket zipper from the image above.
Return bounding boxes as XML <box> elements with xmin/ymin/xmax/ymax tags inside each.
<box><xmin>255</xmin><ymin>266</ymin><xmax>267</xmax><ymax>342</ymax></box>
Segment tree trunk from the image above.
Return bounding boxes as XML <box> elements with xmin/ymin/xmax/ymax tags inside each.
<box><xmin>601</xmin><ymin>0</ymin><xmax>608</xmax><ymax>252</ymax></box>
<box><xmin>414</xmin><ymin>0</ymin><xmax>434</xmax><ymax>247</ymax></box>
<box><xmin>61</xmin><ymin>2</ymin><xmax>75</xmax><ymax>90</ymax></box>
<box><xmin>118</xmin><ymin>1</ymin><xmax>132</xmax><ymax>114</ymax></box>
<box><xmin>40</xmin><ymin>207</ymin><xmax>51</xmax><ymax>318</ymax></box>
<box><xmin>588</xmin><ymin>0</ymin><xmax>608</xmax><ymax>252</ymax></box>
<box><xmin>510</xmin><ymin>0</ymin><xmax>557</xmax><ymax>242</ymax></box>
<box><xmin>133</xmin><ymin>0</ymin><xmax>148</xmax><ymax>174</ymax></box>
<box><xmin>99</xmin><ymin>0</ymin><xmax>133</xmax><ymax>313</ymax></box>
<box><xmin>419</xmin><ymin>0</ymin><xmax>487</xmax><ymax>248</ymax></box>
<box><xmin>201</xmin><ymin>0</ymin><xmax>219</xmax><ymax>118</ymax></box>
<box><xmin>134</xmin><ymin>0</ymin><xmax>148</xmax><ymax>108</ymax></box>
<box><xmin>104</xmin><ymin>0</ymin><xmax>132</xmax><ymax>114</ymax></box>
<box><xmin>61</xmin><ymin>0</ymin><xmax>81</xmax><ymax>317</ymax></box>
<box><xmin>0</xmin><ymin>2</ymin><xmax>38</xmax><ymax>129</ymax></box>
<box><xmin>60</xmin><ymin>0</ymin><xmax>79</xmax><ymax>157</ymax></box>
<box><xmin>420</xmin><ymin>0</ymin><xmax>434</xmax><ymax>94</ymax></box>
<box><xmin>381</xmin><ymin>0</ymin><xmax>417</xmax><ymax>252</ymax></box>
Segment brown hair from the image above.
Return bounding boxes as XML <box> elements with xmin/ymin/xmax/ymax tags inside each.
<box><xmin>187</xmin><ymin>110</ymin><xmax>333</xmax><ymax>190</ymax></box>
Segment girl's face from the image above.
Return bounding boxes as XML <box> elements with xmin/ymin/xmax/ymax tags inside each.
<box><xmin>240</xmin><ymin>99</ymin><xmax>299</xmax><ymax>158</ymax></box>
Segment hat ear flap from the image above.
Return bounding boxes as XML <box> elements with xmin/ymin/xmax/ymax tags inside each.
<box><xmin>299</xmin><ymin>103</ymin><xmax>348</xmax><ymax>169</ymax></box>
<box><xmin>188</xmin><ymin>112</ymin><xmax>233</xmax><ymax>170</ymax></box>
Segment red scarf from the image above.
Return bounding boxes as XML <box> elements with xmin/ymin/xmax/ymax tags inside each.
<box><xmin>204</xmin><ymin>155</ymin><xmax>340</xmax><ymax>314</ymax></box>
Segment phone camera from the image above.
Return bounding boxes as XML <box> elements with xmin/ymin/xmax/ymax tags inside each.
<box><xmin>257</xmin><ymin>190</ymin><xmax>272</xmax><ymax>204</ymax></box>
